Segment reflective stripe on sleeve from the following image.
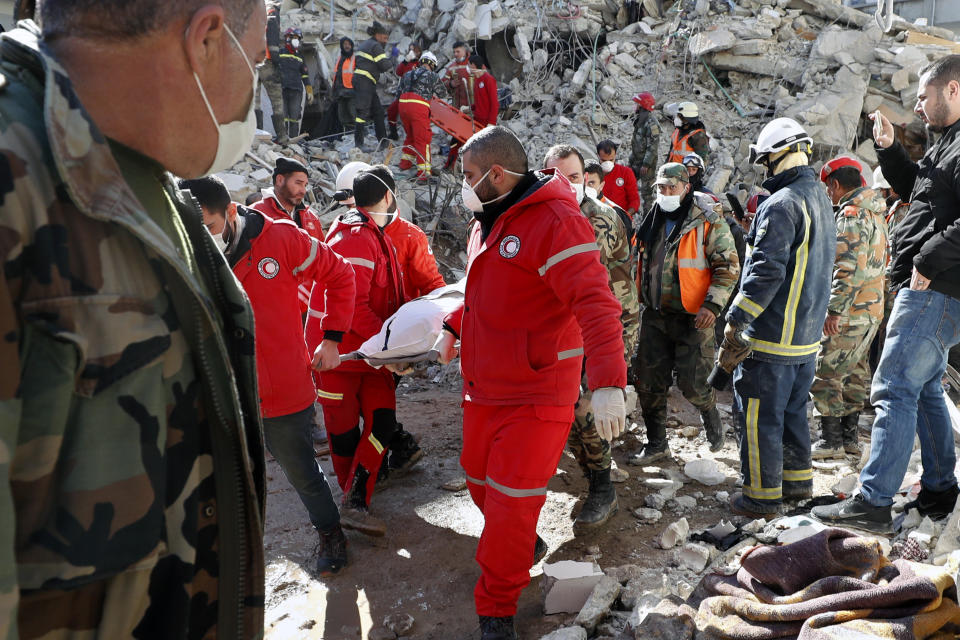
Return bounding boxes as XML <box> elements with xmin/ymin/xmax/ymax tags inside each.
<box><xmin>732</xmin><ymin>292</ymin><xmax>764</xmax><ymax>319</ymax></box>
<box><xmin>347</xmin><ymin>257</ymin><xmax>376</xmax><ymax>269</ymax></box>
<box><xmin>557</xmin><ymin>348</ymin><xmax>584</xmax><ymax>361</ymax></box>
<box><xmin>292</xmin><ymin>238</ymin><xmax>319</xmax><ymax>275</ymax></box>
<box><xmin>537</xmin><ymin>242</ymin><xmax>598</xmax><ymax>276</ymax></box>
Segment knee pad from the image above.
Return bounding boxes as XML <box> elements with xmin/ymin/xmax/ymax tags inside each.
<box><xmin>330</xmin><ymin>427</ymin><xmax>361</xmax><ymax>457</ymax></box>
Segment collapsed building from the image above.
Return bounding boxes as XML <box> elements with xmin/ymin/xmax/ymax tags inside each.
<box><xmin>220</xmin><ymin>0</ymin><xmax>957</xmax><ymax>279</ymax></box>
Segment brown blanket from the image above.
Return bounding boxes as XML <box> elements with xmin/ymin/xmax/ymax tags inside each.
<box><xmin>693</xmin><ymin>528</ymin><xmax>960</xmax><ymax>639</ymax></box>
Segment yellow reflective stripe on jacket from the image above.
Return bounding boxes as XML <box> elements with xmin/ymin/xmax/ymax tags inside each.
<box><xmin>399</xmin><ymin>98</ymin><xmax>431</xmax><ymax>108</ymax></box>
<box><xmin>354</xmin><ymin>68</ymin><xmax>377</xmax><ymax>84</ymax></box>
<box><xmin>278</xmin><ymin>53</ymin><xmax>303</xmax><ymax>62</ymax></box>
<box><xmin>732</xmin><ymin>292</ymin><xmax>764</xmax><ymax>318</ymax></box>
<box><xmin>356</xmin><ymin>51</ymin><xmax>386</xmax><ymax>62</ymax></box>
<box><xmin>748</xmin><ymin>337</ymin><xmax>820</xmax><ymax>358</ymax></box>
<box><xmin>781</xmin><ymin>202</ymin><xmax>811</xmax><ymax>344</ymax></box>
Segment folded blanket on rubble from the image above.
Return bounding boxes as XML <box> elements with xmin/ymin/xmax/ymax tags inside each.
<box><xmin>693</xmin><ymin>528</ymin><xmax>960</xmax><ymax>640</ymax></box>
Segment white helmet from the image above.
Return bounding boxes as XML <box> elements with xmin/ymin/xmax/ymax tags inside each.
<box><xmin>677</xmin><ymin>101</ymin><xmax>699</xmax><ymax>118</ymax></box>
<box><xmin>872</xmin><ymin>166</ymin><xmax>891</xmax><ymax>190</ymax></box>
<box><xmin>420</xmin><ymin>51</ymin><xmax>438</xmax><ymax>67</ymax></box>
<box><xmin>335</xmin><ymin>161</ymin><xmax>371</xmax><ymax>201</ymax></box>
<box><xmin>748</xmin><ymin>117</ymin><xmax>813</xmax><ymax>165</ymax></box>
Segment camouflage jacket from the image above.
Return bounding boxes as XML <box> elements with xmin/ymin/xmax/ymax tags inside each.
<box><xmin>629</xmin><ymin>111</ymin><xmax>661</xmax><ymax>174</ymax></box>
<box><xmin>0</xmin><ymin>24</ymin><xmax>264</xmax><ymax>639</ymax></box>
<box><xmin>637</xmin><ymin>193</ymin><xmax>740</xmax><ymax>315</ymax></box>
<box><xmin>828</xmin><ymin>187</ymin><xmax>888</xmax><ymax>324</ymax></box>
<box><xmin>581</xmin><ymin>195</ymin><xmax>640</xmax><ymax>357</ymax></box>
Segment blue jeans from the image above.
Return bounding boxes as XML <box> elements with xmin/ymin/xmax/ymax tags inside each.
<box><xmin>262</xmin><ymin>406</ymin><xmax>340</xmax><ymax>531</ymax></box>
<box><xmin>859</xmin><ymin>288</ymin><xmax>960</xmax><ymax>507</ymax></box>
<box><xmin>733</xmin><ymin>357</ymin><xmax>816</xmax><ymax>512</ymax></box>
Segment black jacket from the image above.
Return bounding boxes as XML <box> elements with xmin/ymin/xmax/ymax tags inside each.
<box><xmin>355</xmin><ymin>37</ymin><xmax>393</xmax><ymax>86</ymax></box>
<box><xmin>877</xmin><ymin>120</ymin><xmax>960</xmax><ymax>300</ymax></box>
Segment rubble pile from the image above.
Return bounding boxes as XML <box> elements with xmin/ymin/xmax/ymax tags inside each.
<box><xmin>219</xmin><ymin>0</ymin><xmax>956</xmax><ymax>275</ymax></box>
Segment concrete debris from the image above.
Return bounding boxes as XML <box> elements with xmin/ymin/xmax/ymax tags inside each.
<box><xmin>683</xmin><ymin>459</ymin><xmax>727</xmax><ymax>486</ymax></box>
<box><xmin>658</xmin><ymin>517</ymin><xmax>690</xmax><ymax>550</ymax></box>
<box><xmin>382</xmin><ymin>613</ymin><xmax>415</xmax><ymax>635</ymax></box>
<box><xmin>539</xmin><ymin>627</ymin><xmax>588</xmax><ymax>640</ymax></box>
<box><xmin>542</xmin><ymin>561</ymin><xmax>605</xmax><ymax>615</ymax></box>
<box><xmin>633</xmin><ymin>507</ymin><xmax>663</xmax><ymax>524</ymax></box>
<box><xmin>677</xmin><ymin>542</ymin><xmax>712</xmax><ymax>572</ymax></box>
<box><xmin>574</xmin><ymin>576</ymin><xmax>621</xmax><ymax>633</ymax></box>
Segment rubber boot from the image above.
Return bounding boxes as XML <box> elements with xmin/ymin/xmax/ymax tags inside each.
<box><xmin>629</xmin><ymin>409</ymin><xmax>669</xmax><ymax>465</ymax></box>
<box><xmin>700</xmin><ymin>406</ymin><xmax>724</xmax><ymax>452</ymax></box>
<box><xmin>479</xmin><ymin>616</ymin><xmax>517</xmax><ymax>640</ymax></box>
<box><xmin>388</xmin><ymin>122</ymin><xmax>399</xmax><ymax>140</ymax></box>
<box><xmin>574</xmin><ymin>468</ymin><xmax>618</xmax><ymax>530</ymax></box>
<box><xmin>340</xmin><ymin>466</ymin><xmax>386</xmax><ymax>537</ymax></box>
<box><xmin>287</xmin><ymin>119</ymin><xmax>300</xmax><ymax>139</ymax></box>
<box><xmin>841</xmin><ymin>412</ymin><xmax>861</xmax><ymax>456</ymax></box>
<box><xmin>255</xmin><ymin>108</ymin><xmax>264</xmax><ymax>130</ymax></box>
<box><xmin>354</xmin><ymin>122</ymin><xmax>365</xmax><ymax>148</ymax></box>
<box><xmin>271</xmin><ymin>114</ymin><xmax>287</xmax><ymax>143</ymax></box>
<box><xmin>811</xmin><ymin>416</ymin><xmax>844</xmax><ymax>459</ymax></box>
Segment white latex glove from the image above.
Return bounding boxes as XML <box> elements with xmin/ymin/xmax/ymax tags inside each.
<box><xmin>591</xmin><ymin>387</ymin><xmax>626</xmax><ymax>442</ymax></box>
<box><xmin>434</xmin><ymin>330</ymin><xmax>459</xmax><ymax>364</ymax></box>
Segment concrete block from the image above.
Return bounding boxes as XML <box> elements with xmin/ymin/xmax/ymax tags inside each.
<box><xmin>574</xmin><ymin>576</ymin><xmax>621</xmax><ymax>633</ymax></box>
<box><xmin>542</xmin><ymin>561</ymin><xmax>604</xmax><ymax>615</ymax></box>
<box><xmin>657</xmin><ymin>517</ymin><xmax>689</xmax><ymax>549</ymax></box>
<box><xmin>539</xmin><ymin>627</ymin><xmax>587</xmax><ymax>640</ymax></box>
<box><xmin>687</xmin><ymin>28</ymin><xmax>736</xmax><ymax>57</ymax></box>
<box><xmin>677</xmin><ymin>542</ymin><xmax>711</xmax><ymax>572</ymax></box>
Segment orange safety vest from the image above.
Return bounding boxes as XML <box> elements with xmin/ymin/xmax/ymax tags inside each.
<box><xmin>677</xmin><ymin>220</ymin><xmax>712</xmax><ymax>313</ymax></box>
<box><xmin>668</xmin><ymin>128</ymin><xmax>705</xmax><ymax>163</ymax></box>
<box><xmin>336</xmin><ymin>56</ymin><xmax>356</xmax><ymax>89</ymax></box>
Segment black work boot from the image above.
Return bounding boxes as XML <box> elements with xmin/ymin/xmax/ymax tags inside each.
<box><xmin>315</xmin><ymin>524</ymin><xmax>348</xmax><ymax>576</ymax></box>
<box><xmin>904</xmin><ymin>483</ymin><xmax>960</xmax><ymax>519</ymax></box>
<box><xmin>574</xmin><ymin>468</ymin><xmax>618</xmax><ymax>530</ymax></box>
<box><xmin>811</xmin><ymin>416</ymin><xmax>844</xmax><ymax>459</ymax></box>
<box><xmin>340</xmin><ymin>467</ymin><xmax>386</xmax><ymax>537</ymax></box>
<box><xmin>388</xmin><ymin>425</ymin><xmax>424</xmax><ymax>475</ymax></box>
<box><xmin>841</xmin><ymin>412</ymin><xmax>862</xmax><ymax>456</ymax></box>
<box><xmin>532</xmin><ymin>535</ymin><xmax>548</xmax><ymax>567</ymax></box>
<box><xmin>479</xmin><ymin>616</ymin><xmax>517</xmax><ymax>640</ymax></box>
<box><xmin>810</xmin><ymin>494</ymin><xmax>893</xmax><ymax>534</ymax></box>
<box><xmin>388</xmin><ymin>122</ymin><xmax>399</xmax><ymax>140</ymax></box>
<box><xmin>354</xmin><ymin>123</ymin><xmax>365</xmax><ymax>148</ymax></box>
<box><xmin>629</xmin><ymin>441</ymin><xmax>670</xmax><ymax>465</ymax></box>
<box><xmin>700</xmin><ymin>406</ymin><xmax>725</xmax><ymax>452</ymax></box>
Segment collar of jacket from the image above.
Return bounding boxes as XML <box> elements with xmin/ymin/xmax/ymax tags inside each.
<box><xmin>474</xmin><ymin>171</ymin><xmax>539</xmax><ymax>240</ymax></box>
<box><xmin>836</xmin><ymin>186</ymin><xmax>867</xmax><ymax>210</ymax></box>
<box><xmin>762</xmin><ymin>165</ymin><xmax>814</xmax><ymax>194</ymax></box>
<box><xmin>2</xmin><ymin>23</ymin><xmax>204</xmax><ymax>281</ymax></box>
<box><xmin>261</xmin><ymin>187</ymin><xmax>304</xmax><ymax>217</ymax></box>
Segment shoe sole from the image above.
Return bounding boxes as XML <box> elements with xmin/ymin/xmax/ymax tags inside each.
<box><xmin>628</xmin><ymin>451</ymin><xmax>670</xmax><ymax>465</ymax></box>
<box><xmin>573</xmin><ymin>501</ymin><xmax>619</xmax><ymax>531</ymax></box>
<box><xmin>390</xmin><ymin>449</ymin><xmax>424</xmax><ymax>475</ymax></box>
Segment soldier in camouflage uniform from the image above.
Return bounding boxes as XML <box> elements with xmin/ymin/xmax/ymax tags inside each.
<box><xmin>630</xmin><ymin>164</ymin><xmax>740</xmax><ymax>464</ymax></box>
<box><xmin>0</xmin><ymin>7</ymin><xmax>266</xmax><ymax>639</ymax></box>
<box><xmin>811</xmin><ymin>159</ymin><xmax>889</xmax><ymax>458</ymax></box>
<box><xmin>257</xmin><ymin>1</ymin><xmax>285</xmax><ymax>136</ymax></box>
<box><xmin>628</xmin><ymin>92</ymin><xmax>661</xmax><ymax>213</ymax></box>
<box><xmin>544</xmin><ymin>145</ymin><xmax>640</xmax><ymax>530</ymax></box>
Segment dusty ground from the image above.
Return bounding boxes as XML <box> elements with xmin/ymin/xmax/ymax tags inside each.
<box><xmin>262</xmin><ymin>374</ymin><xmax>845</xmax><ymax>640</ymax></box>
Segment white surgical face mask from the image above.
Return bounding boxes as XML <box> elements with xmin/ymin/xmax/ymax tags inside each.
<box><xmin>656</xmin><ymin>192</ymin><xmax>682</xmax><ymax>212</ymax></box>
<box><xmin>600</xmin><ymin>160</ymin><xmax>614</xmax><ymax>173</ymax></box>
<box><xmin>291</xmin><ymin>38</ymin><xmax>301</xmax><ymax>48</ymax></box>
<box><xmin>211</xmin><ymin>230</ymin><xmax>228</xmax><ymax>252</ymax></box>
<box><xmin>192</xmin><ymin>24</ymin><xmax>258</xmax><ymax>176</ymax></box>
<box><xmin>584</xmin><ymin>186</ymin><xmax>598</xmax><ymax>200</ymax></box>
<box><xmin>460</xmin><ymin>167</ymin><xmax>525</xmax><ymax>213</ymax></box>
<box><xmin>572</xmin><ymin>182</ymin><xmax>585</xmax><ymax>204</ymax></box>
<box><xmin>406</xmin><ymin>50</ymin><xmax>417</xmax><ymax>61</ymax></box>
<box><xmin>675</xmin><ymin>115</ymin><xmax>684</xmax><ymax>127</ymax></box>
<box><xmin>364</xmin><ymin>173</ymin><xmax>401</xmax><ymax>225</ymax></box>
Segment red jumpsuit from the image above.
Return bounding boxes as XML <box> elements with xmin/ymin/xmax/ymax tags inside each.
<box><xmin>306</xmin><ymin>209</ymin><xmax>406</xmax><ymax>504</ymax></box>
<box><xmin>444</xmin><ymin>171</ymin><xmax>626</xmax><ymax>616</ymax></box>
<box><xmin>253</xmin><ymin>188</ymin><xmax>326</xmax><ymax>312</ymax></box>
<box><xmin>397</xmin><ymin>92</ymin><xmax>433</xmax><ymax>178</ymax></box>
<box><xmin>384</xmin><ymin>216</ymin><xmax>447</xmax><ymax>299</ymax></box>
<box><xmin>387</xmin><ymin>60</ymin><xmax>418</xmax><ymax>129</ymax></box>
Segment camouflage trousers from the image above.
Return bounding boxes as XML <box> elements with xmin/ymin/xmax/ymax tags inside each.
<box><xmin>810</xmin><ymin>320</ymin><xmax>880</xmax><ymax>417</ymax></box>
<box><xmin>257</xmin><ymin>62</ymin><xmax>284</xmax><ymax>117</ymax></box>
<box><xmin>636</xmin><ymin>308</ymin><xmax>716</xmax><ymax>443</ymax></box>
<box><xmin>639</xmin><ymin>175</ymin><xmax>655</xmax><ymax>214</ymax></box>
<box><xmin>568</xmin><ymin>382</ymin><xmax>612</xmax><ymax>474</ymax></box>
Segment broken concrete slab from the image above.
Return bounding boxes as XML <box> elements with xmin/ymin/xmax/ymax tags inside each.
<box><xmin>657</xmin><ymin>518</ymin><xmax>690</xmax><ymax>550</ymax></box>
<box><xmin>542</xmin><ymin>561</ymin><xmax>605</xmax><ymax>615</ymax></box>
<box><xmin>574</xmin><ymin>575</ymin><xmax>621</xmax><ymax>633</ymax></box>
<box><xmin>688</xmin><ymin>28</ymin><xmax>736</xmax><ymax>57</ymax></box>
<box><xmin>539</xmin><ymin>627</ymin><xmax>587</xmax><ymax>640</ymax></box>
<box><xmin>706</xmin><ymin>52</ymin><xmax>803</xmax><ymax>83</ymax></box>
